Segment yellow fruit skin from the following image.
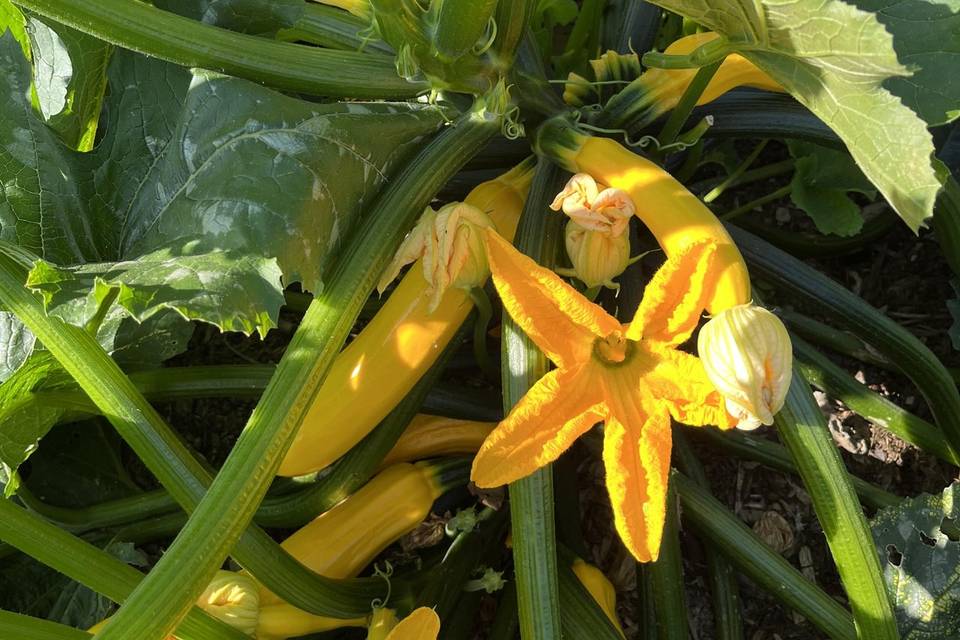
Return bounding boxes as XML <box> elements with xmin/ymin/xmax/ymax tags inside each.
<box><xmin>256</xmin><ymin>463</ymin><xmax>441</xmax><ymax>638</ymax></box>
<box><xmin>647</xmin><ymin>32</ymin><xmax>784</xmax><ymax>112</ymax></box>
<box><xmin>278</xmin><ymin>162</ymin><xmax>534</xmax><ymax>477</ymax></box>
<box><xmin>378</xmin><ymin>414</ymin><xmax>495</xmax><ymax>468</ymax></box>
<box><xmin>571</xmin><ymin>137</ymin><xmax>750</xmax><ymax>313</ymax></box>
<box><xmin>571</xmin><ymin>560</ymin><xmax>623</xmax><ymax>636</ymax></box>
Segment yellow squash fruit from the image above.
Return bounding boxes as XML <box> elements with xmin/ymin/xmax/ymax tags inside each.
<box><xmin>379</xmin><ymin>414</ymin><xmax>495</xmax><ymax>468</ymax></box>
<box><xmin>571</xmin><ymin>559</ymin><xmax>623</xmax><ymax>636</ymax></box>
<box><xmin>279</xmin><ymin>160</ymin><xmax>535</xmax><ymax>477</ymax></box>
<box><xmin>644</xmin><ymin>32</ymin><xmax>784</xmax><ymax>113</ymax></box>
<box><xmin>540</xmin><ymin>125</ymin><xmax>750</xmax><ymax>313</ymax></box>
<box><xmin>256</xmin><ymin>463</ymin><xmax>443</xmax><ymax>638</ymax></box>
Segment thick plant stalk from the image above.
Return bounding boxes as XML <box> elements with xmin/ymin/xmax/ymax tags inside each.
<box><xmin>504</xmin><ymin>162</ymin><xmax>568</xmax><ymax>640</ymax></box>
<box><xmin>672</xmin><ymin>433</ymin><xmax>743</xmax><ymax>640</ymax></box>
<box><xmin>0</xmin><ymin>499</ymin><xmax>246</xmax><ymax>640</ymax></box>
<box><xmin>730</xmin><ymin>223</ymin><xmax>960</xmax><ymax>462</ymax></box>
<box><xmin>644</xmin><ymin>487</ymin><xmax>688</xmax><ymax>640</ymax></box>
<box><xmin>688</xmin><ymin>428</ymin><xmax>899</xmax><ymax>511</ymax></box>
<box><xmin>793</xmin><ymin>337</ymin><xmax>958</xmax><ymax>466</ymax></box>
<box><xmin>0</xmin><ymin>103</ymin><xmax>499</xmax><ymax>638</ymax></box>
<box><xmin>775</xmin><ymin>367</ymin><xmax>899</xmax><ymax>639</ymax></box>
<box><xmin>11</xmin><ymin>0</ymin><xmax>422</xmax><ymax>98</ymax></box>
<box><xmin>281</xmin><ymin>4</ymin><xmax>393</xmax><ymax>54</ymax></box>
<box><xmin>0</xmin><ymin>611</ymin><xmax>90</xmax><ymax>640</ymax></box>
<box><xmin>491</xmin><ymin>0</ymin><xmax>535</xmax><ymax>67</ymax></box>
<box><xmin>673</xmin><ymin>472</ymin><xmax>856</xmax><ymax>640</ymax></box>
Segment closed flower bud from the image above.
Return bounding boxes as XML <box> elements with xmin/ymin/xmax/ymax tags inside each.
<box><xmin>697</xmin><ymin>304</ymin><xmax>792</xmax><ymax>430</ymax></box>
<box><xmin>198</xmin><ymin>570</ymin><xmax>260</xmax><ymax>636</ymax></box>
<box><xmin>565</xmin><ymin>220</ymin><xmax>631</xmax><ymax>288</ymax></box>
<box><xmin>378</xmin><ymin>202</ymin><xmax>495</xmax><ymax>311</ymax></box>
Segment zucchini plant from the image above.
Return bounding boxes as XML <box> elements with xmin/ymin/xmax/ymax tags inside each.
<box><xmin>0</xmin><ymin>0</ymin><xmax>956</xmax><ymax>639</ymax></box>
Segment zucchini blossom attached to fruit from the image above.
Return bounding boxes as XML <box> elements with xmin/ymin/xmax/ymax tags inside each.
<box><xmin>379</xmin><ymin>202</ymin><xmax>494</xmax><ymax>312</ymax></box>
<box><xmin>697</xmin><ymin>304</ymin><xmax>792</xmax><ymax>430</ymax></box>
<box><xmin>550</xmin><ymin>173</ymin><xmax>634</xmax><ymax>289</ymax></box>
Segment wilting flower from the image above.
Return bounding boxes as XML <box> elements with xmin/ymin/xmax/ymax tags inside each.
<box><xmin>472</xmin><ymin>230</ymin><xmax>734</xmax><ymax>562</ymax></box>
<box><xmin>550</xmin><ymin>173</ymin><xmax>634</xmax><ymax>236</ymax></box>
<box><xmin>378</xmin><ymin>203</ymin><xmax>494</xmax><ymax>312</ymax></box>
<box><xmin>697</xmin><ymin>304</ymin><xmax>792</xmax><ymax>430</ymax></box>
<box><xmin>550</xmin><ymin>174</ymin><xmax>635</xmax><ymax>288</ymax></box>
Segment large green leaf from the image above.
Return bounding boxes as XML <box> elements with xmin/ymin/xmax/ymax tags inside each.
<box><xmin>851</xmin><ymin>0</ymin><xmax>960</xmax><ymax>126</ymax></box>
<box><xmin>872</xmin><ymin>482</ymin><xmax>960</xmax><ymax>639</ymax></box>
<box><xmin>0</xmin><ymin>33</ymin><xmax>447</xmax><ymax>337</ymax></box>
<box><xmin>647</xmin><ymin>0</ymin><xmax>941</xmax><ymax>232</ymax></box>
<box><xmin>788</xmin><ymin>141</ymin><xmax>877</xmax><ymax>236</ymax></box>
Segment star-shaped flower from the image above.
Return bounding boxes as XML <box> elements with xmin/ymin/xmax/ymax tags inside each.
<box><xmin>472</xmin><ymin>230</ymin><xmax>735</xmax><ymax>562</ymax></box>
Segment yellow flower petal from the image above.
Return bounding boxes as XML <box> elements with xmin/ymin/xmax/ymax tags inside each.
<box><xmin>472</xmin><ymin>365</ymin><xmax>606</xmax><ymax>488</ymax></box>
<box><xmin>643</xmin><ymin>346</ymin><xmax>736</xmax><ymax>429</ymax></box>
<box><xmin>484</xmin><ymin>229</ymin><xmax>620</xmax><ymax>368</ymax></box>
<box><xmin>601</xmin><ymin>390</ymin><xmax>672</xmax><ymax>563</ymax></box>
<box><xmin>385</xmin><ymin>607</ymin><xmax>440</xmax><ymax>640</ymax></box>
<box><xmin>626</xmin><ymin>240</ymin><xmax>718</xmax><ymax>345</ymax></box>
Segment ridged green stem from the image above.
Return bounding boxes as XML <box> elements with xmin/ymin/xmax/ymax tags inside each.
<box><xmin>280</xmin><ymin>4</ymin><xmax>392</xmax><ymax>54</ymax></box>
<box><xmin>779</xmin><ymin>310</ymin><xmax>893</xmax><ymax>370</ymax></box>
<box><xmin>490</xmin><ymin>0</ymin><xmax>533</xmax><ymax>67</ymax></box>
<box><xmin>644</xmin><ymin>486</ymin><xmax>688</xmax><ymax>639</ymax></box>
<box><xmin>774</xmin><ymin>367</ymin><xmax>899</xmax><ymax>639</ymax></box>
<box><xmin>0</xmin><ymin>611</ymin><xmax>90</xmax><ymax>640</ymax></box>
<box><xmin>685</xmin><ymin>91</ymin><xmax>840</xmax><ymax>147</ymax></box>
<box><xmin>672</xmin><ymin>432</ymin><xmax>743</xmax><ymax>640</ymax></box>
<box><xmin>12</xmin><ymin>0</ymin><xmax>421</xmax><ymax>98</ymax></box>
<box><xmin>793</xmin><ymin>336</ymin><xmax>958</xmax><ymax>466</ymax></box>
<box><xmin>0</xmin><ymin>499</ymin><xmax>246</xmax><ymax>640</ymax></box>
<box><xmin>504</xmin><ymin>162</ymin><xmax>567</xmax><ymax>640</ymax></box>
<box><xmin>734</xmin><ymin>206</ymin><xmax>897</xmax><ymax>259</ymax></box>
<box><xmin>656</xmin><ymin>61</ymin><xmax>722</xmax><ymax>145</ymax></box>
<box><xmin>932</xmin><ymin>171</ymin><xmax>960</xmax><ymax>278</ymax></box>
<box><xmin>687</xmin><ymin>428</ymin><xmax>899</xmax><ymax>511</ymax></box>
<box><xmin>730</xmin><ymin>224</ymin><xmax>960</xmax><ymax>462</ymax></box>
<box><xmin>674</xmin><ymin>471</ymin><xmax>857</xmax><ymax>639</ymax></box>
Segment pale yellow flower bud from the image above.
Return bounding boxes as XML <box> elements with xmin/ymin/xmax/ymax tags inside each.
<box><xmin>564</xmin><ymin>220</ymin><xmax>631</xmax><ymax>289</ymax></box>
<box><xmin>197</xmin><ymin>570</ymin><xmax>260</xmax><ymax>636</ymax></box>
<box><xmin>378</xmin><ymin>202</ymin><xmax>495</xmax><ymax>311</ymax></box>
<box><xmin>550</xmin><ymin>173</ymin><xmax>634</xmax><ymax>236</ymax></box>
<box><xmin>697</xmin><ymin>304</ymin><xmax>792</xmax><ymax>430</ymax></box>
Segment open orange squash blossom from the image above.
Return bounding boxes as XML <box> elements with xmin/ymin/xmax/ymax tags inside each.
<box><xmin>471</xmin><ymin>229</ymin><xmax>739</xmax><ymax>562</ymax></box>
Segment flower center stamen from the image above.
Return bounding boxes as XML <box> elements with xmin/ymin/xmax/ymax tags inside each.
<box><xmin>593</xmin><ymin>331</ymin><xmax>634</xmax><ymax>366</ymax></box>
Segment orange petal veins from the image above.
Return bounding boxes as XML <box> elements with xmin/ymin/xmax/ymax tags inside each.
<box><xmin>626</xmin><ymin>240</ymin><xmax>719</xmax><ymax>345</ymax></box>
<box><xmin>602</xmin><ymin>390</ymin><xmax>672</xmax><ymax>562</ymax></box>
<box><xmin>643</xmin><ymin>346</ymin><xmax>736</xmax><ymax>429</ymax></box>
<box><xmin>484</xmin><ymin>229</ymin><xmax>620</xmax><ymax>368</ymax></box>
<box><xmin>472</xmin><ymin>366</ymin><xmax>606</xmax><ymax>488</ymax></box>
<box><xmin>385</xmin><ymin>607</ymin><xmax>440</xmax><ymax>640</ymax></box>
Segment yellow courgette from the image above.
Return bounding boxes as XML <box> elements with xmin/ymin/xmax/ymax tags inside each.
<box><xmin>256</xmin><ymin>462</ymin><xmax>443</xmax><ymax>638</ymax></box>
<box><xmin>571</xmin><ymin>559</ymin><xmax>623</xmax><ymax>636</ymax></box>
<box><xmin>379</xmin><ymin>414</ymin><xmax>495</xmax><ymax>468</ymax></box>
<box><xmin>644</xmin><ymin>32</ymin><xmax>783</xmax><ymax>112</ymax></box>
<box><xmin>537</xmin><ymin>123</ymin><xmax>750</xmax><ymax>313</ymax></box>
<box><xmin>278</xmin><ymin>160</ymin><xmax>534</xmax><ymax>477</ymax></box>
